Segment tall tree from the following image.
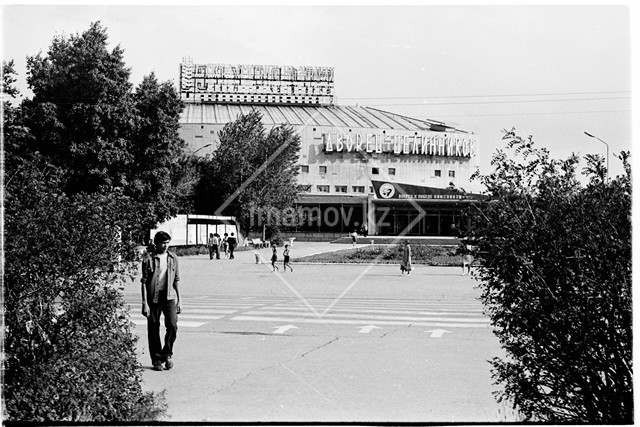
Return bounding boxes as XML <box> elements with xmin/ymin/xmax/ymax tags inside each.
<box><xmin>464</xmin><ymin>130</ymin><xmax>632</xmax><ymax>422</ymax></box>
<box><xmin>195</xmin><ymin>109</ymin><xmax>301</xmax><ymax>235</ymax></box>
<box><xmin>1</xmin><ymin>23</ymin><xmax>181</xmax><ymax>420</ymax></box>
<box><xmin>22</xmin><ymin>21</ymin><xmax>135</xmax><ymax>193</ymax></box>
<box><xmin>20</xmin><ymin>22</ymin><xmax>188</xmax><ymax>229</ymax></box>
<box><xmin>130</xmin><ymin>72</ymin><xmax>189</xmax><ymax>227</ymax></box>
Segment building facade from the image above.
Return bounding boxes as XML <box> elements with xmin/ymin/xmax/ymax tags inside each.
<box><xmin>178</xmin><ymin>59</ymin><xmax>483</xmax><ymax>237</ymax></box>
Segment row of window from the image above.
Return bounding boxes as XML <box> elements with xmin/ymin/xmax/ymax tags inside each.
<box><xmin>300</xmin><ymin>165</ymin><xmax>455</xmax><ymax>178</ymax></box>
<box><xmin>316</xmin><ymin>185</ymin><xmax>374</xmax><ymax>194</ymax></box>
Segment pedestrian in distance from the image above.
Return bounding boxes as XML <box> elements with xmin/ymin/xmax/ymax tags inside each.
<box><xmin>207</xmin><ymin>233</ymin><xmax>219</xmax><ymax>260</ymax></box>
<box><xmin>283</xmin><ymin>244</ymin><xmax>293</xmax><ymax>272</ymax></box>
<box><xmin>214</xmin><ymin>233</ymin><xmax>221</xmax><ymax>259</ymax></box>
<box><xmin>222</xmin><ymin>233</ymin><xmax>229</xmax><ymax>259</ymax></box>
<box><xmin>271</xmin><ymin>245</ymin><xmax>279</xmax><ymax>271</ymax></box>
<box><xmin>227</xmin><ymin>232</ymin><xmax>237</xmax><ymax>259</ymax></box>
<box><xmin>207</xmin><ymin>233</ymin><xmax>214</xmax><ymax>260</ymax></box>
<box><xmin>461</xmin><ymin>244</ymin><xmax>474</xmax><ymax>276</ymax></box>
<box><xmin>400</xmin><ymin>240</ymin><xmax>412</xmax><ymax>275</ymax></box>
<box><xmin>350</xmin><ymin>229</ymin><xmax>358</xmax><ymax>246</ymax></box>
<box><xmin>141</xmin><ymin>231</ymin><xmax>182</xmax><ymax>371</ymax></box>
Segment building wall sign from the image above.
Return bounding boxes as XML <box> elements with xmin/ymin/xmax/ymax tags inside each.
<box><xmin>180</xmin><ymin>59</ymin><xmax>334</xmax><ymax>106</ymax></box>
<box><xmin>372</xmin><ymin>181</ymin><xmax>484</xmax><ymax>200</ymax></box>
<box><xmin>322</xmin><ymin>132</ymin><xmax>477</xmax><ymax>157</ymax></box>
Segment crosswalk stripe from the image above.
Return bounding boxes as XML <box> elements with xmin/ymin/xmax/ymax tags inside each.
<box><xmin>243</xmin><ymin>310</ymin><xmax>488</xmax><ymax>324</ymax></box>
<box><xmin>231</xmin><ymin>315</ymin><xmax>490</xmax><ymax>328</ymax></box>
<box><xmin>124</xmin><ymin>297</ymin><xmax>489</xmax><ymax>329</ymax></box>
<box><xmin>130</xmin><ymin>319</ymin><xmax>208</xmax><ymax>328</ymax></box>
<box><xmin>272</xmin><ymin>303</ymin><xmax>482</xmax><ymax>310</ymax></box>
<box><xmin>295</xmin><ymin>300</ymin><xmax>482</xmax><ymax>307</ymax></box>
<box><xmin>257</xmin><ymin>306</ymin><xmax>485</xmax><ymax>318</ymax></box>
<box><xmin>130</xmin><ymin>314</ymin><xmax>224</xmax><ymax>321</ymax></box>
<box><xmin>168</xmin><ymin>309</ymin><xmax>238</xmax><ymax>314</ymax></box>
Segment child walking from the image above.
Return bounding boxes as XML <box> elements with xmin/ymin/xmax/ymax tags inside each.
<box><xmin>282</xmin><ymin>244</ymin><xmax>293</xmax><ymax>272</ymax></box>
<box><xmin>271</xmin><ymin>246</ymin><xmax>279</xmax><ymax>271</ymax></box>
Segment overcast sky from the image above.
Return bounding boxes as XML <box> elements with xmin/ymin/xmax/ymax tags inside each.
<box><xmin>2</xmin><ymin>3</ymin><xmax>635</xmax><ymax>180</ymax></box>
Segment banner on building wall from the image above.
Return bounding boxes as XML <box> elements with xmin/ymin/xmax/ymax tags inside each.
<box><xmin>323</xmin><ymin>132</ymin><xmax>477</xmax><ymax>158</ymax></box>
<box><xmin>372</xmin><ymin>181</ymin><xmax>484</xmax><ymax>201</ymax></box>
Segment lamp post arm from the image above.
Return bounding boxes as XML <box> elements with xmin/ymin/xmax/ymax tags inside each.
<box><xmin>584</xmin><ymin>132</ymin><xmax>610</xmax><ymax>181</ymax></box>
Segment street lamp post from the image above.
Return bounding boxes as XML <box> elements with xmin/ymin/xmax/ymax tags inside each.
<box><xmin>584</xmin><ymin>131</ymin><xmax>609</xmax><ymax>181</ymax></box>
<box><xmin>193</xmin><ymin>143</ymin><xmax>213</xmax><ymax>154</ymax></box>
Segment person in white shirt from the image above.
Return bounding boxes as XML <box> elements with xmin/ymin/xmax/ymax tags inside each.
<box><xmin>141</xmin><ymin>231</ymin><xmax>182</xmax><ymax>371</ymax></box>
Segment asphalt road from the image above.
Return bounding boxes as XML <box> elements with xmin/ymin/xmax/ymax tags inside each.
<box><xmin>124</xmin><ymin>243</ymin><xmax>515</xmax><ymax>423</ymax></box>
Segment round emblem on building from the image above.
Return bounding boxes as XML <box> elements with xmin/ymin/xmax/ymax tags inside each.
<box><xmin>379</xmin><ymin>183</ymin><xmax>396</xmax><ymax>199</ymax></box>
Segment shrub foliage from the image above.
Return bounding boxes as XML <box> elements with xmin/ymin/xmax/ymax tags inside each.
<box><xmin>2</xmin><ymin>22</ymin><xmax>176</xmax><ymax>421</ymax></box>
<box><xmin>4</xmin><ymin>174</ymin><xmax>166</xmax><ymax>421</ymax></box>
<box><xmin>464</xmin><ymin>130</ymin><xmax>632</xmax><ymax>422</ymax></box>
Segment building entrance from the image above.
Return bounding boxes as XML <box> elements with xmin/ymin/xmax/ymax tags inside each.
<box><xmin>374</xmin><ymin>205</ymin><xmax>460</xmax><ymax>236</ymax></box>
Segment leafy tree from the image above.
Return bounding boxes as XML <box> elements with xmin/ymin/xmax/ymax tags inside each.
<box><xmin>464</xmin><ymin>129</ymin><xmax>632</xmax><ymax>422</ymax></box>
<box><xmin>20</xmin><ymin>22</ymin><xmax>188</xmax><ymax>230</ymax></box>
<box><xmin>2</xmin><ymin>24</ymin><xmax>177</xmax><ymax>421</ymax></box>
<box><xmin>130</xmin><ymin>72</ymin><xmax>190</xmax><ymax>227</ymax></box>
<box><xmin>22</xmin><ymin>21</ymin><xmax>135</xmax><ymax>193</ymax></box>
<box><xmin>194</xmin><ymin>109</ymin><xmax>301</xmax><ymax>235</ymax></box>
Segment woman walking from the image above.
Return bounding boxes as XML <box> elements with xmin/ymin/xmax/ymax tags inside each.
<box><xmin>461</xmin><ymin>244</ymin><xmax>474</xmax><ymax>276</ymax></box>
<box><xmin>271</xmin><ymin>245</ymin><xmax>279</xmax><ymax>271</ymax></box>
<box><xmin>222</xmin><ymin>233</ymin><xmax>229</xmax><ymax>259</ymax></box>
<box><xmin>282</xmin><ymin>244</ymin><xmax>293</xmax><ymax>272</ymax></box>
<box><xmin>400</xmin><ymin>241</ymin><xmax>412</xmax><ymax>275</ymax></box>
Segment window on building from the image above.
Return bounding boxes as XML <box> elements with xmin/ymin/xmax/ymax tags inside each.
<box><xmin>449</xmin><ymin>170</ymin><xmax>455</xmax><ymax>178</ymax></box>
<box><xmin>319</xmin><ymin>166</ymin><xmax>327</xmax><ymax>174</ymax></box>
<box><xmin>335</xmin><ymin>186</ymin><xmax>347</xmax><ymax>193</ymax></box>
<box><xmin>372</xmin><ymin>167</ymin><xmax>379</xmax><ymax>175</ymax></box>
<box><xmin>369</xmin><ymin>186</ymin><xmax>375</xmax><ymax>194</ymax></box>
<box><xmin>434</xmin><ymin>170</ymin><xmax>442</xmax><ymax>177</ymax></box>
<box><xmin>299</xmin><ymin>185</ymin><xmax>312</xmax><ymax>192</ymax></box>
<box><xmin>317</xmin><ymin>185</ymin><xmax>330</xmax><ymax>193</ymax></box>
<box><xmin>388</xmin><ymin>168</ymin><xmax>396</xmax><ymax>175</ymax></box>
<box><xmin>352</xmin><ymin>186</ymin><xmax>365</xmax><ymax>193</ymax></box>
<box><xmin>301</xmin><ymin>165</ymin><xmax>309</xmax><ymax>173</ymax></box>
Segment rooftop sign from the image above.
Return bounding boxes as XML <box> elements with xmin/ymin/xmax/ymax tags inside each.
<box><xmin>180</xmin><ymin>59</ymin><xmax>334</xmax><ymax>106</ymax></box>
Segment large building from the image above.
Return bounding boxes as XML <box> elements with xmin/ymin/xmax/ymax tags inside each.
<box><xmin>178</xmin><ymin>59</ymin><xmax>483</xmax><ymax>238</ymax></box>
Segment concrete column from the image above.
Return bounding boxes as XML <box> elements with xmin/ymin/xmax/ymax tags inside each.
<box><xmin>367</xmin><ymin>195</ymin><xmax>376</xmax><ymax>236</ymax></box>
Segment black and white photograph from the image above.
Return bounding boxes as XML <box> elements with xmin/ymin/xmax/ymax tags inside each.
<box><xmin>1</xmin><ymin>2</ymin><xmax>635</xmax><ymax>424</ymax></box>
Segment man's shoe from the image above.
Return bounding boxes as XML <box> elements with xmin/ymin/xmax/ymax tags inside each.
<box><xmin>165</xmin><ymin>357</ymin><xmax>174</xmax><ymax>370</ymax></box>
<box><xmin>153</xmin><ymin>362</ymin><xmax>164</xmax><ymax>371</ymax></box>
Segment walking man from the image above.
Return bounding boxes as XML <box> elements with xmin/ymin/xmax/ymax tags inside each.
<box><xmin>207</xmin><ymin>233</ymin><xmax>215</xmax><ymax>260</ymax></box>
<box><xmin>141</xmin><ymin>231</ymin><xmax>182</xmax><ymax>371</ymax></box>
<box><xmin>208</xmin><ymin>233</ymin><xmax>220</xmax><ymax>260</ymax></box>
<box><xmin>283</xmin><ymin>244</ymin><xmax>293</xmax><ymax>272</ymax></box>
<box><xmin>227</xmin><ymin>232</ymin><xmax>237</xmax><ymax>259</ymax></box>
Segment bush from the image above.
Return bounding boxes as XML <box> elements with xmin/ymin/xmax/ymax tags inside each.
<box><xmin>465</xmin><ymin>131</ymin><xmax>632</xmax><ymax>423</ymax></box>
<box><xmin>171</xmin><ymin>245</ymin><xmax>209</xmax><ymax>257</ymax></box>
<box><xmin>3</xmin><ymin>163</ymin><xmax>167</xmax><ymax>422</ymax></box>
<box><xmin>294</xmin><ymin>244</ymin><xmax>460</xmax><ymax>265</ymax></box>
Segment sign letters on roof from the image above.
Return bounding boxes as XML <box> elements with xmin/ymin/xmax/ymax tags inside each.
<box><xmin>322</xmin><ymin>132</ymin><xmax>477</xmax><ymax>158</ymax></box>
<box><xmin>180</xmin><ymin>60</ymin><xmax>334</xmax><ymax>106</ymax></box>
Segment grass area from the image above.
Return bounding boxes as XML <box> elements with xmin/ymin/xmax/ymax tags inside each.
<box><xmin>170</xmin><ymin>244</ymin><xmax>257</xmax><ymax>257</ymax></box>
<box><xmin>293</xmin><ymin>244</ymin><xmax>463</xmax><ymax>266</ymax></box>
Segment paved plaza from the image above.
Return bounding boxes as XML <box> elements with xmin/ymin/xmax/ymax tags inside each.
<box><xmin>124</xmin><ymin>242</ymin><xmax>513</xmax><ymax>422</ymax></box>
